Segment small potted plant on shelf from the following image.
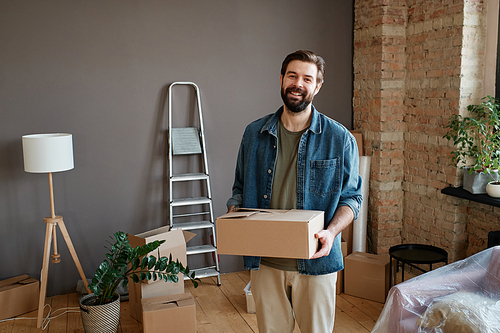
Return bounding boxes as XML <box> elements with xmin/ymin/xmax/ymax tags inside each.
<box><xmin>79</xmin><ymin>231</ymin><xmax>199</xmax><ymax>333</ymax></box>
<box><xmin>444</xmin><ymin>95</ymin><xmax>500</xmax><ymax>194</ymax></box>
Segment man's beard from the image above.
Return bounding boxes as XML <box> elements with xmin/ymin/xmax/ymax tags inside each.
<box><xmin>281</xmin><ymin>86</ymin><xmax>313</xmax><ymax>113</ymax></box>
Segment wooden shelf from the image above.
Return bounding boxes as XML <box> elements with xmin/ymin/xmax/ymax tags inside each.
<box><xmin>441</xmin><ymin>186</ymin><xmax>500</xmax><ymax>208</ymax></box>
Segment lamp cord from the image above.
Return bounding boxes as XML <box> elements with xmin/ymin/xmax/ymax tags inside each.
<box><xmin>0</xmin><ymin>304</ymin><xmax>80</xmax><ymax>330</ymax></box>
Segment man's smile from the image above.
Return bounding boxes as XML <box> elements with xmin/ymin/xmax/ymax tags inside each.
<box><xmin>287</xmin><ymin>88</ymin><xmax>306</xmax><ymax>98</ymax></box>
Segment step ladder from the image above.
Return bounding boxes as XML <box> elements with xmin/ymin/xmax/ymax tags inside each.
<box><xmin>167</xmin><ymin>82</ymin><xmax>221</xmax><ymax>286</ymax></box>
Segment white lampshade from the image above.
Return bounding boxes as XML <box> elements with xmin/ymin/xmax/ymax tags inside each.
<box><xmin>22</xmin><ymin>133</ymin><xmax>74</xmax><ymax>173</ymax></box>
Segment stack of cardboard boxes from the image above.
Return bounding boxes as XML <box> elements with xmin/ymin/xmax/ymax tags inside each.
<box><xmin>128</xmin><ymin>227</ymin><xmax>197</xmax><ymax>332</ymax></box>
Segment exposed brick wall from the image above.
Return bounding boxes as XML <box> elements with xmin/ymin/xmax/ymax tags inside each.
<box><xmin>353</xmin><ymin>0</ymin><xmax>496</xmax><ymax>262</ymax></box>
<box><xmin>403</xmin><ymin>0</ymin><xmax>468</xmax><ymax>261</ymax></box>
<box><xmin>353</xmin><ymin>0</ymin><xmax>407</xmax><ymax>254</ymax></box>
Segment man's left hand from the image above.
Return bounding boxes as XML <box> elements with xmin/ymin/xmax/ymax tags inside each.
<box><xmin>311</xmin><ymin>229</ymin><xmax>336</xmax><ymax>259</ymax></box>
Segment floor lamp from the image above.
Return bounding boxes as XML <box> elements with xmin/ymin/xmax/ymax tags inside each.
<box><xmin>22</xmin><ymin>133</ymin><xmax>90</xmax><ymax>328</ymax></box>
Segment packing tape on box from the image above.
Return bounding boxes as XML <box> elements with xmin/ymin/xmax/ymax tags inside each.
<box><xmin>353</xmin><ymin>156</ymin><xmax>371</xmax><ymax>253</ymax></box>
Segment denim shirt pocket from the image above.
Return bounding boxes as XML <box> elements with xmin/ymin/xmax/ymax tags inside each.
<box><xmin>309</xmin><ymin>158</ymin><xmax>340</xmax><ymax>195</ymax></box>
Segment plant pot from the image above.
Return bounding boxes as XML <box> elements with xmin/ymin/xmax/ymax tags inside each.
<box><xmin>463</xmin><ymin>168</ymin><xmax>499</xmax><ymax>194</ymax></box>
<box><xmin>80</xmin><ymin>293</ymin><xmax>120</xmax><ymax>333</ymax></box>
<box><xmin>486</xmin><ymin>181</ymin><xmax>500</xmax><ymax>198</ymax></box>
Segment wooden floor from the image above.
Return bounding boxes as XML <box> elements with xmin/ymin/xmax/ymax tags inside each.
<box><xmin>0</xmin><ymin>271</ymin><xmax>385</xmax><ymax>333</ymax></box>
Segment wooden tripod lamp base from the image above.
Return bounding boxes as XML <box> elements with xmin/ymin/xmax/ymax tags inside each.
<box><xmin>21</xmin><ymin>134</ymin><xmax>88</xmax><ymax>329</ymax></box>
<box><xmin>37</xmin><ymin>215</ymin><xmax>90</xmax><ymax>328</ymax></box>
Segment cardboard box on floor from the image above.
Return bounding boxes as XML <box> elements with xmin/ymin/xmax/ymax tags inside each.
<box><xmin>0</xmin><ymin>275</ymin><xmax>39</xmax><ymax>321</ymax></box>
<box><xmin>128</xmin><ymin>227</ymin><xmax>195</xmax><ymax>323</ymax></box>
<box><xmin>142</xmin><ymin>293</ymin><xmax>196</xmax><ymax>333</ymax></box>
<box><xmin>344</xmin><ymin>252</ymin><xmax>390</xmax><ymax>303</ymax></box>
<box><xmin>216</xmin><ymin>209</ymin><xmax>324</xmax><ymax>259</ymax></box>
<box><xmin>336</xmin><ymin>241</ymin><xmax>348</xmax><ymax>295</ymax></box>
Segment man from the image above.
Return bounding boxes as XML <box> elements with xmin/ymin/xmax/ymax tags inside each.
<box><xmin>227</xmin><ymin>50</ymin><xmax>362</xmax><ymax>332</ymax></box>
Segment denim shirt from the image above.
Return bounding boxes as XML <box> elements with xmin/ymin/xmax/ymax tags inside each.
<box><xmin>227</xmin><ymin>106</ymin><xmax>363</xmax><ymax>275</ymax></box>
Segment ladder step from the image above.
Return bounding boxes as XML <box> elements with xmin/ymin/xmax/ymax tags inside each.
<box><xmin>186</xmin><ymin>245</ymin><xmax>216</xmax><ymax>255</ymax></box>
<box><xmin>172</xmin><ymin>221</ymin><xmax>214</xmax><ymax>231</ymax></box>
<box><xmin>172</xmin><ymin>127</ymin><xmax>202</xmax><ymax>155</ymax></box>
<box><xmin>171</xmin><ymin>173</ymin><xmax>209</xmax><ymax>182</ymax></box>
<box><xmin>184</xmin><ymin>267</ymin><xmax>219</xmax><ymax>280</ymax></box>
<box><xmin>173</xmin><ymin>211</ymin><xmax>209</xmax><ymax>219</ymax></box>
<box><xmin>171</xmin><ymin>197</ymin><xmax>211</xmax><ymax>207</ymax></box>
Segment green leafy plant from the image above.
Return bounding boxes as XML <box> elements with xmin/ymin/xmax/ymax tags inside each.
<box><xmin>87</xmin><ymin>231</ymin><xmax>199</xmax><ymax>305</ymax></box>
<box><xmin>444</xmin><ymin>95</ymin><xmax>500</xmax><ymax>175</ymax></box>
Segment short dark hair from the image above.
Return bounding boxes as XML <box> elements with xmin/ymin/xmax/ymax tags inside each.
<box><xmin>281</xmin><ymin>50</ymin><xmax>325</xmax><ymax>84</ymax></box>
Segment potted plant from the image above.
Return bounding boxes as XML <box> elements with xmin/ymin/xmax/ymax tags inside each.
<box><xmin>79</xmin><ymin>231</ymin><xmax>199</xmax><ymax>333</ymax></box>
<box><xmin>444</xmin><ymin>95</ymin><xmax>500</xmax><ymax>194</ymax></box>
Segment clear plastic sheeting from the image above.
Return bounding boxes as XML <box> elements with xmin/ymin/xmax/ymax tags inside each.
<box><xmin>372</xmin><ymin>246</ymin><xmax>500</xmax><ymax>333</ymax></box>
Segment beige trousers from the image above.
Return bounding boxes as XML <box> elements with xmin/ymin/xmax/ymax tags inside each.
<box><xmin>251</xmin><ymin>264</ymin><xmax>337</xmax><ymax>333</ymax></box>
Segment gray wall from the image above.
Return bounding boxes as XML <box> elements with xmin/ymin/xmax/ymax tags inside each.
<box><xmin>0</xmin><ymin>0</ymin><xmax>354</xmax><ymax>296</ymax></box>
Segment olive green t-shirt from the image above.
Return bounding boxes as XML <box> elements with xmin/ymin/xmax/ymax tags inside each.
<box><xmin>260</xmin><ymin>119</ymin><xmax>306</xmax><ymax>271</ymax></box>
